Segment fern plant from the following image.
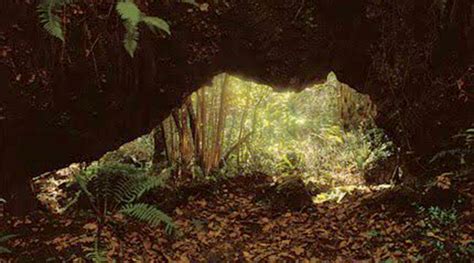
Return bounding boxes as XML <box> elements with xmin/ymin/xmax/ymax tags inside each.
<box><xmin>72</xmin><ymin>163</ymin><xmax>174</xmax><ymax>259</ymax></box>
<box><xmin>75</xmin><ymin>163</ymin><xmax>173</xmax><ymax>228</ymax></box>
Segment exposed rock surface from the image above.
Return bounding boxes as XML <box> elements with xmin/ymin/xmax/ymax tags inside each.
<box><xmin>0</xmin><ymin>0</ymin><xmax>473</xmax><ymax>213</ymax></box>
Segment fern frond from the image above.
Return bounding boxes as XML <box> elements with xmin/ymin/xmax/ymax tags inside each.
<box><xmin>37</xmin><ymin>0</ymin><xmax>74</xmax><ymax>41</ymax></box>
<box><xmin>123</xmin><ymin>23</ymin><xmax>139</xmax><ymax>57</ymax></box>
<box><xmin>142</xmin><ymin>16</ymin><xmax>171</xmax><ymax>35</ymax></box>
<box><xmin>116</xmin><ymin>0</ymin><xmax>141</xmax><ymax>57</ymax></box>
<box><xmin>116</xmin><ymin>0</ymin><xmax>171</xmax><ymax>57</ymax></box>
<box><xmin>430</xmin><ymin>148</ymin><xmax>474</xmax><ymax>163</ymax></box>
<box><xmin>74</xmin><ymin>163</ymin><xmax>164</xmax><ymax>210</ymax></box>
<box><xmin>119</xmin><ymin>174</ymin><xmax>165</xmax><ymax>203</ymax></box>
<box><xmin>86</xmin><ymin>248</ymin><xmax>108</xmax><ymax>263</ymax></box>
<box><xmin>120</xmin><ymin>203</ymin><xmax>174</xmax><ymax>233</ymax></box>
<box><xmin>116</xmin><ymin>0</ymin><xmax>141</xmax><ymax>26</ymax></box>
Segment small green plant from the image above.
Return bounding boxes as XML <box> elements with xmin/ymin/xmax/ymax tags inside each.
<box><xmin>426</xmin><ymin>206</ymin><xmax>458</xmax><ymax>227</ymax></box>
<box><xmin>72</xmin><ymin>163</ymin><xmax>174</xmax><ymax>259</ymax></box>
<box><xmin>367</xmin><ymin>229</ymin><xmax>381</xmax><ymax>238</ymax></box>
<box><xmin>417</xmin><ymin>205</ymin><xmax>458</xmax><ymax>227</ymax></box>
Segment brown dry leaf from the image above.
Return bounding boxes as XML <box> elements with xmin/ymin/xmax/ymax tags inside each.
<box><xmin>302</xmin><ymin>258</ymin><xmax>319</xmax><ymax>263</ymax></box>
<box><xmin>268</xmin><ymin>255</ymin><xmax>279</xmax><ymax>263</ymax></box>
<box><xmin>243</xmin><ymin>251</ymin><xmax>252</xmax><ymax>259</ymax></box>
<box><xmin>175</xmin><ymin>208</ymin><xmax>184</xmax><ymax>216</ymax></box>
<box><xmin>338</xmin><ymin>240</ymin><xmax>347</xmax><ymax>249</ymax></box>
<box><xmin>144</xmin><ymin>239</ymin><xmax>152</xmax><ymax>250</ymax></box>
<box><xmin>262</xmin><ymin>222</ymin><xmax>274</xmax><ymax>232</ymax></box>
<box><xmin>426</xmin><ymin>232</ymin><xmax>445</xmax><ymax>241</ymax></box>
<box><xmin>199</xmin><ymin>2</ymin><xmax>209</xmax><ymax>11</ymax></box>
<box><xmin>83</xmin><ymin>222</ymin><xmax>97</xmax><ymax>231</ymax></box>
<box><xmin>177</xmin><ymin>255</ymin><xmax>190</xmax><ymax>263</ymax></box>
<box><xmin>292</xmin><ymin>246</ymin><xmax>305</xmax><ymax>256</ymax></box>
<box><xmin>197</xmin><ymin>199</ymin><xmax>207</xmax><ymax>207</ymax></box>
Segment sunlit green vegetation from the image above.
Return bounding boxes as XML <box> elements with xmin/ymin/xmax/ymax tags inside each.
<box><xmin>107</xmin><ymin>73</ymin><xmax>393</xmax><ymax>190</ymax></box>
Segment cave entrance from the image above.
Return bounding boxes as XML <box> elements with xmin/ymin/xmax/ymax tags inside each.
<box><xmin>150</xmin><ymin>72</ymin><xmax>394</xmax><ymax>189</ymax></box>
<box><xmin>31</xmin><ymin>72</ymin><xmax>395</xmax><ymax>213</ymax></box>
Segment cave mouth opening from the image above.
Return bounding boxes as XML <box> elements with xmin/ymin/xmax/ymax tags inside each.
<box><xmin>32</xmin><ymin>72</ymin><xmax>396</xmax><ymax>212</ymax></box>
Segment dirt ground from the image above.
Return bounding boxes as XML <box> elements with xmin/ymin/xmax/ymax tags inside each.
<box><xmin>0</xmin><ymin>173</ymin><xmax>473</xmax><ymax>262</ymax></box>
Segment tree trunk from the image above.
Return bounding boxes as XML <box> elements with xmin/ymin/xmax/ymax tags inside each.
<box><xmin>152</xmin><ymin>125</ymin><xmax>168</xmax><ymax>173</ymax></box>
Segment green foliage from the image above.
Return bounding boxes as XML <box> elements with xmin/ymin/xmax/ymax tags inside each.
<box><xmin>37</xmin><ymin>0</ymin><xmax>74</xmax><ymax>42</ymax></box>
<box><xmin>70</xmin><ymin>162</ymin><xmax>173</xmax><ymax>259</ymax></box>
<box><xmin>0</xmin><ymin>233</ymin><xmax>16</xmax><ymax>254</ymax></box>
<box><xmin>211</xmin><ymin>73</ymin><xmax>391</xmax><ymax>186</ymax></box>
<box><xmin>71</xmin><ymin>162</ymin><xmax>174</xmax><ymax>256</ymax></box>
<box><xmin>152</xmin><ymin>73</ymin><xmax>392</xmax><ymax>188</ymax></box>
<box><xmin>417</xmin><ymin>206</ymin><xmax>458</xmax><ymax>227</ymax></box>
<box><xmin>429</xmin><ymin>127</ymin><xmax>474</xmax><ymax>179</ymax></box>
<box><xmin>120</xmin><ymin>203</ymin><xmax>175</xmax><ymax>233</ymax></box>
<box><xmin>142</xmin><ymin>16</ymin><xmax>171</xmax><ymax>35</ymax></box>
<box><xmin>116</xmin><ymin>0</ymin><xmax>170</xmax><ymax>57</ymax></box>
<box><xmin>78</xmin><ymin>162</ymin><xmax>163</xmax><ymax>204</ymax></box>
<box><xmin>116</xmin><ymin>1</ymin><xmax>141</xmax><ymax>24</ymax></box>
<box><xmin>86</xmin><ymin>249</ymin><xmax>108</xmax><ymax>263</ymax></box>
<box><xmin>37</xmin><ymin>0</ymin><xmax>170</xmax><ymax>56</ymax></box>
<box><xmin>75</xmin><ymin>163</ymin><xmax>166</xmax><ymax>209</ymax></box>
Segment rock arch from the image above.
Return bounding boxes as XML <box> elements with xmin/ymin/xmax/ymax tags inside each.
<box><xmin>0</xmin><ymin>0</ymin><xmax>472</xmax><ymax>214</ymax></box>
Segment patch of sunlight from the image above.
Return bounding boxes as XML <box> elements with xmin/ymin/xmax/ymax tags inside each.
<box><xmin>32</xmin><ymin>163</ymin><xmax>84</xmax><ymax>214</ymax></box>
<box><xmin>313</xmin><ymin>184</ymin><xmax>394</xmax><ymax>204</ymax></box>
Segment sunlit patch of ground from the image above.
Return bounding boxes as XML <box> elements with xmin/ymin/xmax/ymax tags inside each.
<box><xmin>313</xmin><ymin>184</ymin><xmax>393</xmax><ymax>204</ymax></box>
<box><xmin>32</xmin><ymin>163</ymin><xmax>85</xmax><ymax>214</ymax></box>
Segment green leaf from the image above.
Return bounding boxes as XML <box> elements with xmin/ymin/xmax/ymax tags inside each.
<box><xmin>43</xmin><ymin>17</ymin><xmax>64</xmax><ymax>41</ymax></box>
<box><xmin>37</xmin><ymin>0</ymin><xmax>66</xmax><ymax>42</ymax></box>
<box><xmin>123</xmin><ymin>27</ymin><xmax>139</xmax><ymax>57</ymax></box>
<box><xmin>116</xmin><ymin>0</ymin><xmax>141</xmax><ymax>26</ymax></box>
<box><xmin>141</xmin><ymin>16</ymin><xmax>171</xmax><ymax>35</ymax></box>
<box><xmin>120</xmin><ymin>203</ymin><xmax>175</xmax><ymax>233</ymax></box>
<box><xmin>116</xmin><ymin>1</ymin><xmax>141</xmax><ymax>57</ymax></box>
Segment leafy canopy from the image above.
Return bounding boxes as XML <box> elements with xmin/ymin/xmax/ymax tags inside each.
<box><xmin>37</xmin><ymin>0</ymin><xmax>171</xmax><ymax>57</ymax></box>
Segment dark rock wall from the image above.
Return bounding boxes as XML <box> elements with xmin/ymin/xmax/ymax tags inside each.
<box><xmin>0</xmin><ymin>0</ymin><xmax>472</xmax><ymax>208</ymax></box>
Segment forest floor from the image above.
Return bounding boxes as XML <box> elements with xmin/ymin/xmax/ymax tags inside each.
<box><xmin>0</xmin><ymin>172</ymin><xmax>473</xmax><ymax>262</ymax></box>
